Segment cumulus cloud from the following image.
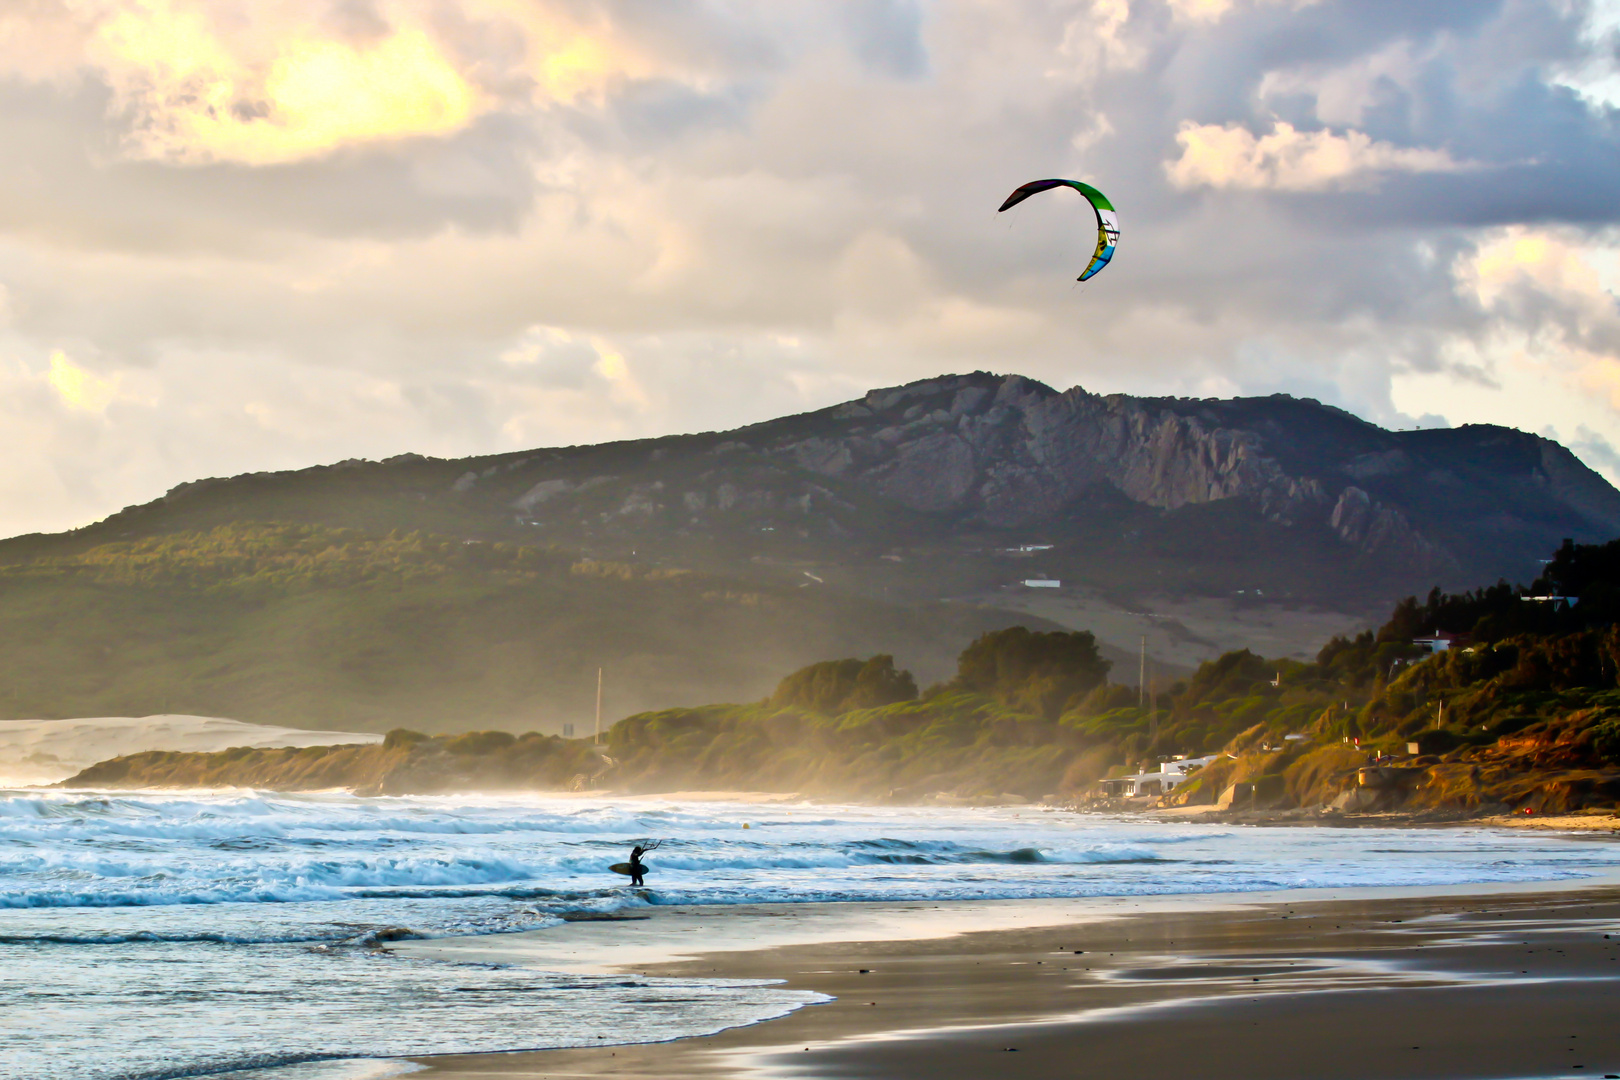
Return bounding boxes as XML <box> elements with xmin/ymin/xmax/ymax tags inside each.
<box><xmin>1166</xmin><ymin>120</ymin><xmax>1468</xmax><ymax>191</ymax></box>
<box><xmin>1455</xmin><ymin>225</ymin><xmax>1620</xmax><ymax>406</ymax></box>
<box><xmin>0</xmin><ymin>0</ymin><xmax>1618</xmax><ymax>535</ymax></box>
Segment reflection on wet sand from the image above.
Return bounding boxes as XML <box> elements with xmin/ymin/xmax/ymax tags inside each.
<box><xmin>414</xmin><ymin>886</ymin><xmax>1620</xmax><ymax>1080</ymax></box>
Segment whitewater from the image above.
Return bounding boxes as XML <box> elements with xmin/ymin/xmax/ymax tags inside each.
<box><xmin>4</xmin><ymin>790</ymin><xmax>1620</xmax><ymax>1080</ymax></box>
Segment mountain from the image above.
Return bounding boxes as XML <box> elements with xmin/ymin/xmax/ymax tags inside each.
<box><xmin>18</xmin><ymin>372</ymin><xmax>1616</xmax><ymax>611</ymax></box>
<box><xmin>3</xmin><ymin>372</ymin><xmax>1614</xmax><ymax>735</ymax></box>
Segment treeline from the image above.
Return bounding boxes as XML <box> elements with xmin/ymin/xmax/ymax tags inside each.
<box><xmin>594</xmin><ymin>535</ymin><xmax>1620</xmax><ymax>809</ymax></box>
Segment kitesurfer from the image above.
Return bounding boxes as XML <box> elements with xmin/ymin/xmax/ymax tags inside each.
<box><xmin>627</xmin><ymin>844</ymin><xmax>647</xmax><ymax>886</ymax></box>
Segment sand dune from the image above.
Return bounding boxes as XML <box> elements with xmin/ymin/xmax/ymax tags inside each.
<box><xmin>0</xmin><ymin>715</ymin><xmax>381</xmax><ymax>786</ymax></box>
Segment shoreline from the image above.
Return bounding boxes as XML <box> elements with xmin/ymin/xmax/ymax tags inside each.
<box><xmin>33</xmin><ymin>780</ymin><xmax>1620</xmax><ymax>840</ymax></box>
<box><xmin>397</xmin><ymin>869</ymin><xmax>1620</xmax><ymax>1080</ymax></box>
<box><xmin>32</xmin><ymin>780</ymin><xmax>1620</xmax><ymax>833</ymax></box>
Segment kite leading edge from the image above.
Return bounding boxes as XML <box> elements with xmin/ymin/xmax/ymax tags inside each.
<box><xmin>998</xmin><ymin>179</ymin><xmax>1119</xmax><ymax>282</ymax></box>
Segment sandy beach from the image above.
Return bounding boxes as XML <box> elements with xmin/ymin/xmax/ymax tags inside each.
<box><xmin>402</xmin><ymin>874</ymin><xmax>1620</xmax><ymax>1080</ymax></box>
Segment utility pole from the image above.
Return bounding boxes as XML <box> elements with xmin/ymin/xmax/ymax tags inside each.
<box><xmin>594</xmin><ymin>667</ymin><xmax>603</xmax><ymax>746</ymax></box>
<box><xmin>1149</xmin><ymin>670</ymin><xmax>1158</xmax><ymax>746</ymax></box>
<box><xmin>1138</xmin><ymin>635</ymin><xmax>1146</xmax><ymax>708</ymax></box>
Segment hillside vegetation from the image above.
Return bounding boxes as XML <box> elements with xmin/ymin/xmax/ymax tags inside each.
<box><xmin>0</xmin><ymin>522</ymin><xmax>1047</xmax><ymax>734</ymax></box>
<box><xmin>66</xmin><ymin>538</ymin><xmax>1620</xmax><ymax>814</ymax></box>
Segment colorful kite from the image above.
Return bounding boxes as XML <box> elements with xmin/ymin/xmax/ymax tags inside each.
<box><xmin>998</xmin><ymin>179</ymin><xmax>1119</xmax><ymax>282</ymax></box>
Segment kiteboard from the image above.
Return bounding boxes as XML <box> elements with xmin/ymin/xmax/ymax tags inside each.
<box><xmin>609</xmin><ymin>862</ymin><xmax>646</xmax><ymax>876</ymax></box>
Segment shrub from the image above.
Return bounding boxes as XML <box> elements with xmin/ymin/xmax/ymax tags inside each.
<box><xmin>770</xmin><ymin>655</ymin><xmax>917</xmax><ymax>714</ymax></box>
<box><xmin>955</xmin><ymin>627</ymin><xmax>1110</xmax><ymax>720</ymax></box>
<box><xmin>444</xmin><ymin>730</ymin><xmax>517</xmax><ymax>755</ymax></box>
<box><xmin>1591</xmin><ymin>719</ymin><xmax>1620</xmax><ymax>765</ymax></box>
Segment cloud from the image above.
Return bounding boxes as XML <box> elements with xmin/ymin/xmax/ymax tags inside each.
<box><xmin>1165</xmin><ymin>0</ymin><xmax>1318</xmax><ymax>24</ymax></box>
<box><xmin>1572</xmin><ymin>423</ymin><xmax>1620</xmax><ymax>473</ymax></box>
<box><xmin>1</xmin><ymin>1</ymin><xmax>701</xmax><ymax>167</ymax></box>
<box><xmin>1455</xmin><ymin>225</ymin><xmax>1620</xmax><ymax>404</ymax></box>
<box><xmin>47</xmin><ymin>351</ymin><xmax>119</xmax><ymax>413</ymax></box>
<box><xmin>0</xmin><ymin>1</ymin><xmax>1617</xmax><ymax>537</ymax></box>
<box><xmin>76</xmin><ymin>2</ymin><xmax>482</xmax><ymax>164</ymax></box>
<box><xmin>1165</xmin><ymin>120</ymin><xmax>1469</xmax><ymax>191</ymax></box>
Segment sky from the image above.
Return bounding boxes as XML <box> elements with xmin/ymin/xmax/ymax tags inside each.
<box><xmin>1</xmin><ymin>0</ymin><xmax>1619</xmax><ymax>537</ymax></box>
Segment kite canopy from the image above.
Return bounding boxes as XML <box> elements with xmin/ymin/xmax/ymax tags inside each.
<box><xmin>998</xmin><ymin>179</ymin><xmax>1119</xmax><ymax>282</ymax></box>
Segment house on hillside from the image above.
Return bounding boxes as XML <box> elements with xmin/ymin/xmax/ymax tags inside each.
<box><xmin>1098</xmin><ymin>754</ymin><xmax>1227</xmax><ymax>798</ymax></box>
<box><xmin>1413</xmin><ymin>630</ymin><xmax>1470</xmax><ymax>654</ymax></box>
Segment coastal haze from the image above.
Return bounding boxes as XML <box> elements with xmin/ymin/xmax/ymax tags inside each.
<box><xmin>0</xmin><ymin>714</ymin><xmax>379</xmax><ymax>786</ymax></box>
<box><xmin>5</xmin><ymin>3</ymin><xmax>1620</xmax><ymax>1080</ymax></box>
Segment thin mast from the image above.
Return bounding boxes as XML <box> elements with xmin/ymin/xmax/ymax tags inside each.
<box><xmin>1138</xmin><ymin>635</ymin><xmax>1146</xmax><ymax>708</ymax></box>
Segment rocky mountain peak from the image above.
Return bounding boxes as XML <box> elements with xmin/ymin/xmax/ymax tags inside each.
<box><xmin>41</xmin><ymin>371</ymin><xmax>1620</xmax><ymax>609</ymax></box>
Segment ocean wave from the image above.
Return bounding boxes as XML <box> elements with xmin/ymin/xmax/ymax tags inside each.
<box><xmin>0</xmin><ymin>927</ymin><xmax>356</xmax><ymax>945</ymax></box>
<box><xmin>0</xmin><ymin>791</ymin><xmax>755</xmax><ymax>837</ymax></box>
<box><xmin>1</xmin><ymin>793</ymin><xmax>1613</xmax><ymax>923</ymax></box>
<box><xmin>0</xmin><ymin>881</ymin><xmax>602</xmax><ymax>909</ymax></box>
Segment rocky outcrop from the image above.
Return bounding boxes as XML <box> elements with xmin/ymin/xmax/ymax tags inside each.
<box><xmin>765</xmin><ymin>373</ymin><xmax>1330</xmax><ymax>530</ymax></box>
<box><xmin>1328</xmin><ymin>486</ymin><xmax>1456</xmax><ymax>573</ymax></box>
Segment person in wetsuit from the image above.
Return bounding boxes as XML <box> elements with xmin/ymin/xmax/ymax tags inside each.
<box><xmin>627</xmin><ymin>844</ymin><xmax>647</xmax><ymax>886</ymax></box>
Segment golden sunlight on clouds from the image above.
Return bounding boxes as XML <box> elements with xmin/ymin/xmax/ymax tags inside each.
<box><xmin>89</xmin><ymin>3</ymin><xmax>479</xmax><ymax>165</ymax></box>
<box><xmin>47</xmin><ymin>351</ymin><xmax>118</xmax><ymax>413</ymax></box>
<box><xmin>1462</xmin><ymin>227</ymin><xmax>1615</xmax><ymax>317</ymax></box>
<box><xmin>1166</xmin><ymin>120</ymin><xmax>1463</xmax><ymax>191</ymax></box>
<box><xmin>463</xmin><ymin>0</ymin><xmax>664</xmax><ymax>104</ymax></box>
<box><xmin>591</xmin><ymin>341</ymin><xmax>651</xmax><ymax>410</ymax></box>
<box><xmin>0</xmin><ymin>2</ymin><xmax>687</xmax><ymax>166</ymax></box>
<box><xmin>1458</xmin><ymin>227</ymin><xmax>1620</xmax><ymax>409</ymax></box>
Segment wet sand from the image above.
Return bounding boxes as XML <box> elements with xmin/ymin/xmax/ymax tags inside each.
<box><xmin>404</xmin><ymin>878</ymin><xmax>1620</xmax><ymax>1080</ymax></box>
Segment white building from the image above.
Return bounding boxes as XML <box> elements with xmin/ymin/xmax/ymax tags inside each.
<box><xmin>1022</xmin><ymin>578</ymin><xmax>1061</xmax><ymax>588</ymax></box>
<box><xmin>1098</xmin><ymin>754</ymin><xmax>1228</xmax><ymax>798</ymax></box>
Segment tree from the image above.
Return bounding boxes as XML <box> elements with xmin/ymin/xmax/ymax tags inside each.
<box><xmin>955</xmin><ymin>627</ymin><xmax>1110</xmax><ymax>720</ymax></box>
<box><xmin>769</xmin><ymin>655</ymin><xmax>917</xmax><ymax>714</ymax></box>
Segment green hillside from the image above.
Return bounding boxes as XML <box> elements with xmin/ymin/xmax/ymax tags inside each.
<box><xmin>0</xmin><ymin>522</ymin><xmax>1052</xmax><ymax>734</ymax></box>
<box><xmin>66</xmin><ymin>537</ymin><xmax>1620</xmax><ymax>815</ymax></box>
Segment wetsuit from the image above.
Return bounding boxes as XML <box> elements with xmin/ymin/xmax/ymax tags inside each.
<box><xmin>628</xmin><ymin>846</ymin><xmax>647</xmax><ymax>886</ymax></box>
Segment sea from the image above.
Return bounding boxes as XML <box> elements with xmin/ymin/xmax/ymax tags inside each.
<box><xmin>3</xmin><ymin>789</ymin><xmax>1619</xmax><ymax>1080</ymax></box>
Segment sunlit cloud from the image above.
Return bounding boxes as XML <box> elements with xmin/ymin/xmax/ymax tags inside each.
<box><xmin>1166</xmin><ymin>121</ymin><xmax>1468</xmax><ymax>192</ymax></box>
<box><xmin>87</xmin><ymin>3</ymin><xmax>481</xmax><ymax>164</ymax></box>
<box><xmin>1165</xmin><ymin>0</ymin><xmax>1319</xmax><ymax>22</ymax></box>
<box><xmin>465</xmin><ymin>0</ymin><xmax>667</xmax><ymax>105</ymax></box>
<box><xmin>1449</xmin><ymin>227</ymin><xmax>1620</xmax><ymax>415</ymax></box>
<box><xmin>3</xmin><ymin>0</ymin><xmax>679</xmax><ymax>167</ymax></box>
<box><xmin>46</xmin><ymin>351</ymin><xmax>118</xmax><ymax>413</ymax></box>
